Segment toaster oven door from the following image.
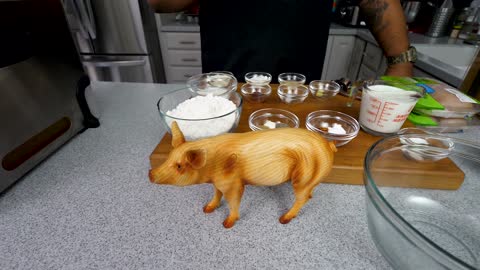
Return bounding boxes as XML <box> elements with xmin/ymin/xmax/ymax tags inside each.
<box><xmin>0</xmin><ymin>0</ymin><xmax>95</xmax><ymax>192</ymax></box>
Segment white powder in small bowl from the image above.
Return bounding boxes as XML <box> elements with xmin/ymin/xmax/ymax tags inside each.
<box><xmin>165</xmin><ymin>94</ymin><xmax>237</xmax><ymax>140</ymax></box>
<box><xmin>328</xmin><ymin>123</ymin><xmax>347</xmax><ymax>135</ymax></box>
<box><xmin>249</xmin><ymin>75</ymin><xmax>269</xmax><ymax>82</ymax></box>
<box><xmin>246</xmin><ymin>74</ymin><xmax>271</xmax><ymax>85</ymax></box>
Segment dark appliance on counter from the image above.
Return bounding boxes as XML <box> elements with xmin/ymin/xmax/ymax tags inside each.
<box><xmin>402</xmin><ymin>0</ymin><xmax>473</xmax><ymax>35</ymax></box>
<box><xmin>334</xmin><ymin>0</ymin><xmax>367</xmax><ymax>27</ymax></box>
<box><xmin>0</xmin><ymin>0</ymin><xmax>99</xmax><ymax>193</ymax></box>
<box><xmin>61</xmin><ymin>0</ymin><xmax>165</xmax><ymax>83</ymax></box>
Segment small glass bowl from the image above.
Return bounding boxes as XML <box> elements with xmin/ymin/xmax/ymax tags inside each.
<box><xmin>245</xmin><ymin>72</ymin><xmax>272</xmax><ymax>86</ymax></box>
<box><xmin>309</xmin><ymin>80</ymin><xmax>341</xmax><ymax>99</ymax></box>
<box><xmin>187</xmin><ymin>72</ymin><xmax>237</xmax><ymax>97</ymax></box>
<box><xmin>211</xmin><ymin>71</ymin><xmax>234</xmax><ymax>76</ymax></box>
<box><xmin>277</xmin><ymin>85</ymin><xmax>309</xmax><ymax>104</ymax></box>
<box><xmin>278</xmin><ymin>73</ymin><xmax>306</xmax><ymax>86</ymax></box>
<box><xmin>241</xmin><ymin>84</ymin><xmax>272</xmax><ymax>103</ymax></box>
<box><xmin>306</xmin><ymin>110</ymin><xmax>360</xmax><ymax>146</ymax></box>
<box><xmin>249</xmin><ymin>108</ymin><xmax>300</xmax><ymax>131</ymax></box>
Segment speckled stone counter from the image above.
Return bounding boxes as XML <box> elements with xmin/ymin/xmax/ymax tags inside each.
<box><xmin>1</xmin><ymin>82</ymin><xmax>478</xmax><ymax>269</ymax></box>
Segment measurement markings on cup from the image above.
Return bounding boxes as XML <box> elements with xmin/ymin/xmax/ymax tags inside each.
<box><xmin>377</xmin><ymin>101</ymin><xmax>399</xmax><ymax>128</ymax></box>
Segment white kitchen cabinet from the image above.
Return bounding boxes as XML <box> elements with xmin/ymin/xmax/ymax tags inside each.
<box><xmin>156</xmin><ymin>14</ymin><xmax>203</xmax><ymax>83</ymax></box>
<box><xmin>162</xmin><ymin>32</ymin><xmax>202</xmax><ymax>83</ymax></box>
<box><xmin>377</xmin><ymin>56</ymin><xmax>388</xmax><ymax>76</ymax></box>
<box><xmin>165</xmin><ymin>32</ymin><xmax>201</xmax><ymax>50</ymax></box>
<box><xmin>363</xmin><ymin>43</ymin><xmax>384</xmax><ymax>71</ymax></box>
<box><xmin>167</xmin><ymin>50</ymin><xmax>202</xmax><ymax>67</ymax></box>
<box><xmin>323</xmin><ymin>36</ymin><xmax>356</xmax><ymax>80</ymax></box>
<box><xmin>321</xmin><ymin>36</ymin><xmax>334</xmax><ymax>80</ymax></box>
<box><xmin>347</xmin><ymin>38</ymin><xmax>366</xmax><ymax>80</ymax></box>
<box><xmin>345</xmin><ymin>38</ymin><xmax>388</xmax><ymax>80</ymax></box>
<box><xmin>169</xmin><ymin>66</ymin><xmax>202</xmax><ymax>82</ymax></box>
<box><xmin>357</xmin><ymin>63</ymin><xmax>377</xmax><ymax>80</ymax></box>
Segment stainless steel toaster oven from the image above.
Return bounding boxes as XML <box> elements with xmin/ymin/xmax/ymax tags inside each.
<box><xmin>0</xmin><ymin>0</ymin><xmax>99</xmax><ymax>192</ymax></box>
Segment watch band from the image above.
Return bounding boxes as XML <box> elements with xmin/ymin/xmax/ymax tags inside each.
<box><xmin>387</xmin><ymin>46</ymin><xmax>417</xmax><ymax>66</ymax></box>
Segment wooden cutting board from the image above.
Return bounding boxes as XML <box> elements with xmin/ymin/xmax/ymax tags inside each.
<box><xmin>150</xmin><ymin>85</ymin><xmax>464</xmax><ymax>190</ymax></box>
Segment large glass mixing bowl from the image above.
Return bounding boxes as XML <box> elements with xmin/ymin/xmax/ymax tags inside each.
<box><xmin>364</xmin><ymin>133</ymin><xmax>480</xmax><ymax>270</ymax></box>
<box><xmin>157</xmin><ymin>89</ymin><xmax>242</xmax><ymax>141</ymax></box>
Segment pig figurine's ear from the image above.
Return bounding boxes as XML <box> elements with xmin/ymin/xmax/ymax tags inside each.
<box><xmin>171</xmin><ymin>121</ymin><xmax>185</xmax><ymax>148</ymax></box>
<box><xmin>186</xmin><ymin>149</ymin><xmax>207</xmax><ymax>170</ymax></box>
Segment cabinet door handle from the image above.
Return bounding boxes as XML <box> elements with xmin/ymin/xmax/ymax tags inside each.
<box><xmin>181</xmin><ymin>58</ymin><xmax>198</xmax><ymax>62</ymax></box>
<box><xmin>179</xmin><ymin>41</ymin><xmax>196</xmax><ymax>45</ymax></box>
<box><xmin>184</xmin><ymin>74</ymin><xmax>193</xmax><ymax>78</ymax></box>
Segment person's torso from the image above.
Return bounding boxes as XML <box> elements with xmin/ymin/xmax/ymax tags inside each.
<box><xmin>199</xmin><ymin>0</ymin><xmax>333</xmax><ymax>82</ymax></box>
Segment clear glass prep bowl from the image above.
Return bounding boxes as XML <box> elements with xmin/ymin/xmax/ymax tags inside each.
<box><xmin>309</xmin><ymin>80</ymin><xmax>341</xmax><ymax>99</ymax></box>
<box><xmin>364</xmin><ymin>133</ymin><xmax>480</xmax><ymax>270</ymax></box>
<box><xmin>186</xmin><ymin>72</ymin><xmax>238</xmax><ymax>97</ymax></box>
<box><xmin>249</xmin><ymin>108</ymin><xmax>299</xmax><ymax>131</ymax></box>
<box><xmin>277</xmin><ymin>85</ymin><xmax>309</xmax><ymax>104</ymax></box>
<box><xmin>278</xmin><ymin>72</ymin><xmax>306</xmax><ymax>86</ymax></box>
<box><xmin>306</xmin><ymin>110</ymin><xmax>359</xmax><ymax>146</ymax></box>
<box><xmin>157</xmin><ymin>88</ymin><xmax>242</xmax><ymax>141</ymax></box>
<box><xmin>241</xmin><ymin>83</ymin><xmax>271</xmax><ymax>103</ymax></box>
<box><xmin>244</xmin><ymin>72</ymin><xmax>272</xmax><ymax>86</ymax></box>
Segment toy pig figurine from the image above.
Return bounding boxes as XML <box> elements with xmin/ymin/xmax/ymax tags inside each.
<box><xmin>149</xmin><ymin>121</ymin><xmax>336</xmax><ymax>228</ymax></box>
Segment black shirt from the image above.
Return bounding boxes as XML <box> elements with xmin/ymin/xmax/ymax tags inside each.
<box><xmin>199</xmin><ymin>0</ymin><xmax>333</xmax><ymax>82</ymax></box>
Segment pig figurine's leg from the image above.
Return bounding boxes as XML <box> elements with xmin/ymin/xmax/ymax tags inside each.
<box><xmin>279</xmin><ymin>185</ymin><xmax>314</xmax><ymax>224</ymax></box>
<box><xmin>279</xmin><ymin>165</ymin><xmax>329</xmax><ymax>224</ymax></box>
<box><xmin>215</xmin><ymin>181</ymin><xmax>244</xmax><ymax>229</ymax></box>
<box><xmin>203</xmin><ymin>187</ymin><xmax>223</xmax><ymax>213</ymax></box>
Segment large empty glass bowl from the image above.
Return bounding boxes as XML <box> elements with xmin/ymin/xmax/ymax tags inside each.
<box><xmin>364</xmin><ymin>133</ymin><xmax>480</xmax><ymax>270</ymax></box>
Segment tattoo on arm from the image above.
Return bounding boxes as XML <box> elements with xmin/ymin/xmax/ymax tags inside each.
<box><xmin>359</xmin><ymin>0</ymin><xmax>390</xmax><ymax>33</ymax></box>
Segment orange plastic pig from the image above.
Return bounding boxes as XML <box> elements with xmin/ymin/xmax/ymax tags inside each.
<box><xmin>149</xmin><ymin>121</ymin><xmax>336</xmax><ymax>228</ymax></box>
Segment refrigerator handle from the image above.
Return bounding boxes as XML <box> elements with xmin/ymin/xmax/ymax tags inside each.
<box><xmin>81</xmin><ymin>59</ymin><xmax>147</xmax><ymax>67</ymax></box>
<box><xmin>63</xmin><ymin>0</ymin><xmax>89</xmax><ymax>39</ymax></box>
<box><xmin>75</xmin><ymin>0</ymin><xmax>96</xmax><ymax>39</ymax></box>
<box><xmin>82</xmin><ymin>59</ymin><xmax>147</xmax><ymax>82</ymax></box>
<box><xmin>83</xmin><ymin>0</ymin><xmax>97</xmax><ymax>39</ymax></box>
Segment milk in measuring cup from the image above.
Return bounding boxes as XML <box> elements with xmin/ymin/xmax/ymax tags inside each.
<box><xmin>359</xmin><ymin>85</ymin><xmax>419</xmax><ymax>135</ymax></box>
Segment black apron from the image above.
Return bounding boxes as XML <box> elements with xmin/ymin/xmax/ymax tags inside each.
<box><xmin>199</xmin><ymin>0</ymin><xmax>333</xmax><ymax>82</ymax></box>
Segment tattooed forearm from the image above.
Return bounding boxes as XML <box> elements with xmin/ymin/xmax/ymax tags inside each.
<box><xmin>357</xmin><ymin>0</ymin><xmax>412</xmax><ymax>75</ymax></box>
<box><xmin>359</xmin><ymin>0</ymin><xmax>390</xmax><ymax>33</ymax></box>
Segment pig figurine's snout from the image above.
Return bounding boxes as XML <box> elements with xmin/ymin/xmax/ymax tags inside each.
<box><xmin>149</xmin><ymin>168</ymin><xmax>167</xmax><ymax>184</ymax></box>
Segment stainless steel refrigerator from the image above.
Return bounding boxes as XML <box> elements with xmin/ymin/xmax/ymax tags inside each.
<box><xmin>62</xmin><ymin>0</ymin><xmax>165</xmax><ymax>83</ymax></box>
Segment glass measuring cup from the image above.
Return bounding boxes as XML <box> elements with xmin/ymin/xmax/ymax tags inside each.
<box><xmin>359</xmin><ymin>80</ymin><xmax>424</xmax><ymax>136</ymax></box>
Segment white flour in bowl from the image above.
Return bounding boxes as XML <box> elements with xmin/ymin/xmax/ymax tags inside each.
<box><xmin>166</xmin><ymin>94</ymin><xmax>237</xmax><ymax>140</ymax></box>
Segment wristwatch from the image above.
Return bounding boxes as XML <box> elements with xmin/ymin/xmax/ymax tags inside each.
<box><xmin>386</xmin><ymin>46</ymin><xmax>417</xmax><ymax>66</ymax></box>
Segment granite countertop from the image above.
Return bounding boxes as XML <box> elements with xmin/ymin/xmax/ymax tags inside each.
<box><xmin>330</xmin><ymin>25</ymin><xmax>478</xmax><ymax>87</ymax></box>
<box><xmin>1</xmin><ymin>82</ymin><xmax>478</xmax><ymax>269</ymax></box>
<box><xmin>353</xmin><ymin>29</ymin><xmax>476</xmax><ymax>87</ymax></box>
